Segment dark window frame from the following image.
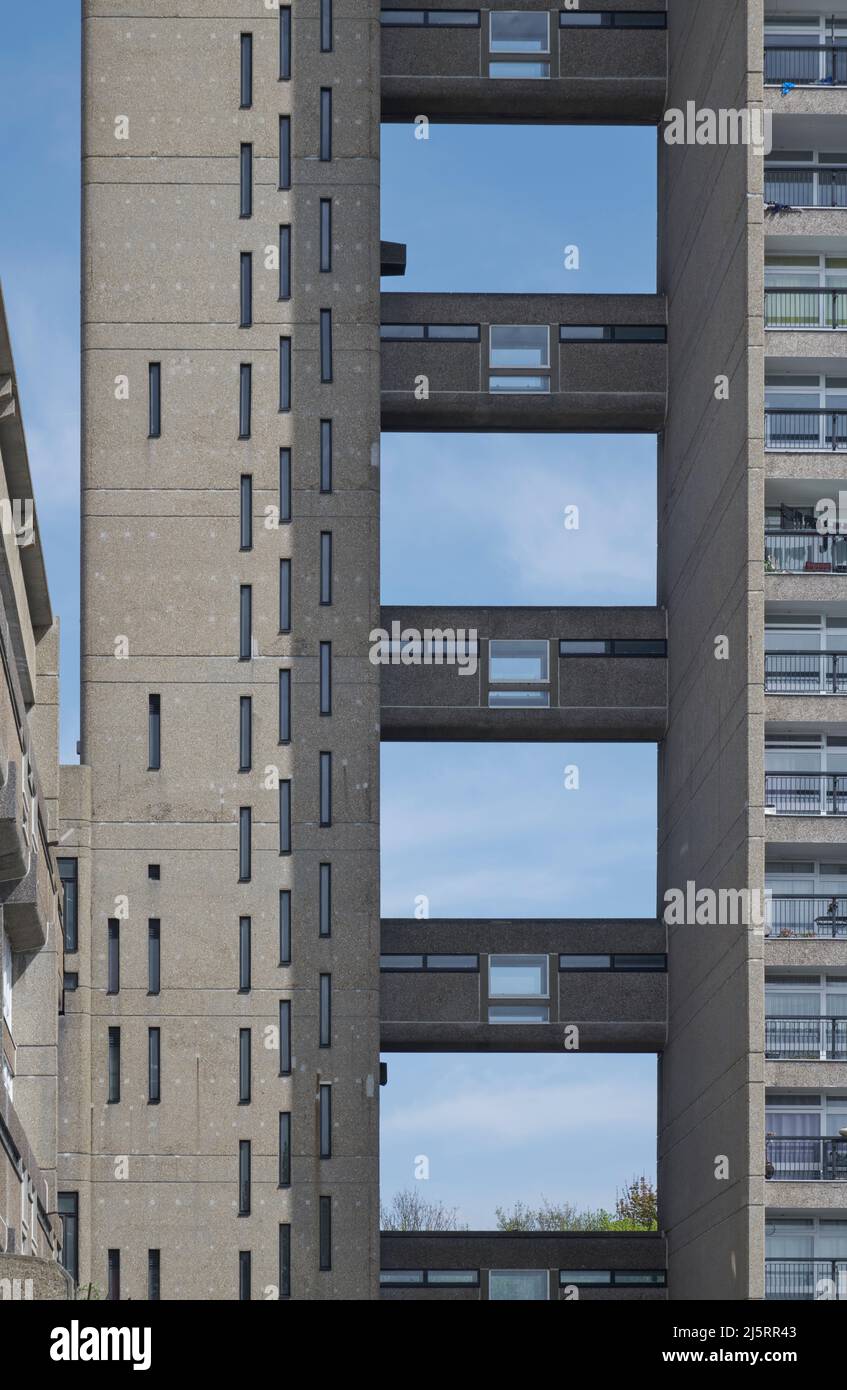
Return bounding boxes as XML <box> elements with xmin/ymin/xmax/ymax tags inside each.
<box><xmin>279</xmin><ymin>1223</ymin><xmax>291</xmax><ymax>1298</ymax></box>
<box><xmin>148</xmin><ymin>1249</ymin><xmax>161</xmax><ymax>1302</ymax></box>
<box><xmin>238</xmin><ymin>1139</ymin><xmax>251</xmax><ymax>1216</ymax></box>
<box><xmin>379</xmin><ymin>10</ymin><xmax>481</xmax><ymax>28</ymax></box>
<box><xmin>107</xmin><ymin>1249</ymin><xmax>121</xmax><ymax>1302</ymax></box>
<box><xmin>319</xmin><ymin>862</ymin><xmax>332</xmax><ymax>938</ymax></box>
<box><xmin>148</xmin><ymin>363</ymin><xmax>161</xmax><ymax>439</ymax></box>
<box><xmin>240</xmin><ymin>143</ymin><xmax>253</xmax><ymax>219</ymax></box>
<box><xmin>239</xmin><ymin>915</ymin><xmax>252</xmax><ymax>993</ymax></box>
<box><xmin>58</xmin><ymin>858</ymin><xmax>78</xmax><ymax>954</ymax></box>
<box><xmin>107</xmin><ymin>920</ymin><xmax>119</xmax><ymax>996</ymax></box>
<box><xmin>319</xmin><ymin>751</ymin><xmax>332</xmax><ymax>827</ymax></box>
<box><xmin>558</xmin><ymin>1268</ymin><xmax>668</xmax><ymax>1287</ymax></box>
<box><xmin>280</xmin><ymin>447</ymin><xmax>292</xmax><ymax>523</ymax></box>
<box><xmin>319</xmin><ymin>974</ymin><xmax>332</xmax><ymax>1049</ymax></box>
<box><xmin>559</xmin><ymin>10</ymin><xmax>667</xmax><ymax>29</ymax></box>
<box><xmin>279</xmin><ymin>999</ymin><xmax>292</xmax><ymax>1075</ymax></box>
<box><xmin>558</xmin><ymin>638</ymin><xmax>668</xmax><ymax>658</ymax></box>
<box><xmin>240</xmin><ymin>33</ymin><xmax>253</xmax><ymax>109</ymax></box>
<box><xmin>239</xmin><ymin>1250</ymin><xmax>251</xmax><ymax>1301</ymax></box>
<box><xmin>239</xmin><ymin>584</ymin><xmax>252</xmax><ymax>661</ymax></box>
<box><xmin>319</xmin><ymin>200</ymin><xmax>332</xmax><ymax>273</ymax></box>
<box><xmin>58</xmin><ymin>1193</ymin><xmax>79</xmax><ymax>1284</ymax></box>
<box><xmin>279</xmin><ymin>668</ymin><xmax>292</xmax><ymax>744</ymax></box>
<box><xmin>239</xmin><ymin>695</ymin><xmax>253</xmax><ymax>773</ymax></box>
<box><xmin>279</xmin><ymin>335</ymin><xmax>292</xmax><ymax>412</ymax></box>
<box><xmin>240</xmin><ymin>473</ymin><xmax>253</xmax><ymax>551</ymax></box>
<box><xmin>320</xmin><ymin>531</ymin><xmax>332</xmax><ymax>606</ymax></box>
<box><xmin>558</xmin><ymin>324</ymin><xmax>667</xmax><ymax>343</ymax></box>
<box><xmin>279</xmin><ymin>890</ymin><xmax>292</xmax><ymax>967</ymax></box>
<box><xmin>558</xmin><ymin>953</ymin><xmax>668</xmax><ymax>973</ymax></box>
<box><xmin>379</xmin><ymin>323</ymin><xmax>480</xmax><ymax>342</ymax></box>
<box><xmin>279</xmin><ymin>1112</ymin><xmax>292</xmax><ymax>1188</ymax></box>
<box><xmin>107</xmin><ymin>1027</ymin><xmax>121</xmax><ymax>1104</ymax></box>
<box><xmin>148</xmin><ymin>693</ymin><xmax>161</xmax><ymax>771</ymax></box>
<box><xmin>321</xmin><ymin>0</ymin><xmax>333</xmax><ymax>51</ymax></box>
<box><xmin>279</xmin><ymin>6</ymin><xmax>292</xmax><ymax>80</ymax></box>
<box><xmin>320</xmin><ymin>309</ymin><xmax>333</xmax><ymax>383</ymax></box>
<box><xmin>279</xmin><ymin>779</ymin><xmax>292</xmax><ymax>856</ymax></box>
<box><xmin>279</xmin><ymin>558</ymin><xmax>292</xmax><ymax>633</ymax></box>
<box><xmin>320</xmin><ymin>642</ymin><xmax>332</xmax><ymax>716</ymax></box>
<box><xmin>320</xmin><ymin>88</ymin><xmax>332</xmax><ymax>162</ymax></box>
<box><xmin>319</xmin><ymin>1196</ymin><xmax>332</xmax><ymax>1272</ymax></box>
<box><xmin>279</xmin><ymin>116</ymin><xmax>291</xmax><ymax>190</ymax></box>
<box><xmin>379</xmin><ymin>1268</ymin><xmax>481</xmax><ymax>1287</ymax></box>
<box><xmin>320</xmin><ymin>419</ymin><xmax>333</xmax><ymax>493</ymax></box>
<box><xmin>279</xmin><ymin>225</ymin><xmax>291</xmax><ymax>302</ymax></box>
<box><xmin>319</xmin><ymin>1083</ymin><xmax>332</xmax><ymax>1157</ymax></box>
<box><xmin>239</xmin><ymin>1027</ymin><xmax>251</xmax><ymax>1105</ymax></box>
<box><xmin>148</xmin><ymin>1026</ymin><xmax>161</xmax><ymax>1104</ymax></box>
<box><xmin>239</xmin><ymin>363</ymin><xmax>252</xmax><ymax>439</ymax></box>
<box><xmin>379</xmin><ymin>953</ymin><xmax>480</xmax><ymax>972</ymax></box>
<box><xmin>238</xmin><ymin>806</ymin><xmax>252</xmax><ymax>883</ymax></box>
<box><xmin>240</xmin><ymin>251</ymin><xmax>253</xmax><ymax>328</ymax></box>
<box><xmin>148</xmin><ymin>919</ymin><xmax>161</xmax><ymax>996</ymax></box>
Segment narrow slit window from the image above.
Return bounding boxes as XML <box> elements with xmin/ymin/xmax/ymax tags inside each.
<box><xmin>108</xmin><ymin>1250</ymin><xmax>120</xmax><ymax>1302</ymax></box>
<box><xmin>320</xmin><ymin>419</ymin><xmax>332</xmax><ymax>493</ymax></box>
<box><xmin>148</xmin><ymin>1027</ymin><xmax>160</xmax><ymax>1104</ymax></box>
<box><xmin>279</xmin><ymin>336</ymin><xmax>291</xmax><ymax>411</ymax></box>
<box><xmin>238</xmin><ymin>1140</ymin><xmax>251</xmax><ymax>1215</ymax></box>
<box><xmin>320</xmin><ymin>200</ymin><xmax>332</xmax><ymax>272</ymax></box>
<box><xmin>239</xmin><ymin>363</ymin><xmax>252</xmax><ymax>438</ymax></box>
<box><xmin>279</xmin><ymin>668</ymin><xmax>291</xmax><ymax>743</ymax></box>
<box><xmin>279</xmin><ymin>225</ymin><xmax>291</xmax><ymax>301</ymax></box>
<box><xmin>240</xmin><ymin>252</ymin><xmax>252</xmax><ymax>328</ymax></box>
<box><xmin>107</xmin><ymin>919</ymin><xmax>120</xmax><ymax>995</ymax></box>
<box><xmin>320</xmin><ymin>752</ymin><xmax>332</xmax><ymax>827</ymax></box>
<box><xmin>239</xmin><ymin>1251</ymin><xmax>251</xmax><ymax>1301</ymax></box>
<box><xmin>279</xmin><ymin>779</ymin><xmax>292</xmax><ymax>855</ymax></box>
<box><xmin>320</xmin><ymin>531</ymin><xmax>332</xmax><ymax>605</ymax></box>
<box><xmin>148</xmin><ymin>694</ymin><xmax>161</xmax><ymax>770</ymax></box>
<box><xmin>279</xmin><ymin>1224</ymin><xmax>291</xmax><ymax>1298</ymax></box>
<box><xmin>239</xmin><ymin>696</ymin><xmax>252</xmax><ymax>772</ymax></box>
<box><xmin>279</xmin><ymin>890</ymin><xmax>292</xmax><ymax>966</ymax></box>
<box><xmin>320</xmin><ymin>89</ymin><xmax>332</xmax><ymax>161</ymax></box>
<box><xmin>280</xmin><ymin>6</ymin><xmax>292</xmax><ymax>79</ymax></box>
<box><xmin>319</xmin><ymin>862</ymin><xmax>332</xmax><ymax>938</ymax></box>
<box><xmin>239</xmin><ymin>806</ymin><xmax>252</xmax><ymax>882</ymax></box>
<box><xmin>240</xmin><ymin>34</ymin><xmax>253</xmax><ymax>109</ymax></box>
<box><xmin>239</xmin><ymin>916</ymin><xmax>252</xmax><ymax>993</ymax></box>
<box><xmin>320</xmin><ymin>0</ymin><xmax>333</xmax><ymax>51</ymax></box>
<box><xmin>240</xmin><ymin>143</ymin><xmax>253</xmax><ymax>219</ymax></box>
<box><xmin>148</xmin><ymin>363</ymin><xmax>161</xmax><ymax>438</ymax></box>
<box><xmin>239</xmin><ymin>1028</ymin><xmax>251</xmax><ymax>1104</ymax></box>
<box><xmin>239</xmin><ymin>584</ymin><xmax>252</xmax><ymax>661</ymax></box>
<box><xmin>279</xmin><ymin>558</ymin><xmax>292</xmax><ymax>633</ymax></box>
<box><xmin>279</xmin><ymin>116</ymin><xmax>291</xmax><ymax>190</ymax></box>
<box><xmin>280</xmin><ymin>447</ymin><xmax>292</xmax><ymax>522</ymax></box>
<box><xmin>320</xmin><ymin>642</ymin><xmax>332</xmax><ymax>716</ymax></box>
<box><xmin>320</xmin><ymin>309</ymin><xmax>333</xmax><ymax>383</ymax></box>
<box><xmin>319</xmin><ymin>974</ymin><xmax>332</xmax><ymax>1048</ymax></box>
<box><xmin>108</xmin><ymin>1029</ymin><xmax>121</xmax><ymax>1103</ymax></box>
<box><xmin>319</xmin><ymin>1084</ymin><xmax>332</xmax><ymax>1157</ymax></box>
<box><xmin>279</xmin><ymin>1000</ymin><xmax>291</xmax><ymax>1075</ymax></box>
<box><xmin>240</xmin><ymin>474</ymin><xmax>253</xmax><ymax>550</ymax></box>
<box><xmin>279</xmin><ymin>1113</ymin><xmax>291</xmax><ymax>1187</ymax></box>
<box><xmin>148</xmin><ymin>919</ymin><xmax>160</xmax><ymax>996</ymax></box>
<box><xmin>148</xmin><ymin>1251</ymin><xmax>160</xmax><ymax>1302</ymax></box>
<box><xmin>319</xmin><ymin>1197</ymin><xmax>332</xmax><ymax>1272</ymax></box>
<box><xmin>58</xmin><ymin>858</ymin><xmax>79</xmax><ymax>954</ymax></box>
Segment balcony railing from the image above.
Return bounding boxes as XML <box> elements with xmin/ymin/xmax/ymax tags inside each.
<box><xmin>765</xmin><ymin>1016</ymin><xmax>847</xmax><ymax>1059</ymax></box>
<box><xmin>766</xmin><ymin>1136</ymin><xmax>847</xmax><ymax>1181</ymax></box>
<box><xmin>765</xmin><ymin>166</ymin><xmax>847</xmax><ymax>208</ymax></box>
<box><xmin>765</xmin><ymin>652</ymin><xmax>847</xmax><ymax>691</ymax></box>
<box><xmin>766</xmin><ymin>1258</ymin><xmax>847</xmax><ymax>1300</ymax></box>
<box><xmin>765</xmin><ymin>531</ymin><xmax>847</xmax><ymax>573</ymax></box>
<box><xmin>766</xmin><ymin>772</ymin><xmax>847</xmax><ymax>815</ymax></box>
<box><xmin>768</xmin><ymin>895</ymin><xmax>847</xmax><ymax>939</ymax></box>
<box><xmin>764</xmin><ymin>44</ymin><xmax>847</xmax><ymax>85</ymax></box>
<box><xmin>765</xmin><ymin>287</ymin><xmax>847</xmax><ymax>328</ymax></box>
<box><xmin>765</xmin><ymin>409</ymin><xmax>847</xmax><ymax>451</ymax></box>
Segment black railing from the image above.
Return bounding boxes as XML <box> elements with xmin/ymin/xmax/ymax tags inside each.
<box><xmin>766</xmin><ymin>1259</ymin><xmax>847</xmax><ymax>1300</ymax></box>
<box><xmin>765</xmin><ymin>772</ymin><xmax>847</xmax><ymax>815</ymax></box>
<box><xmin>768</xmin><ymin>895</ymin><xmax>847</xmax><ymax>939</ymax></box>
<box><xmin>765</xmin><ymin>166</ymin><xmax>847</xmax><ymax>208</ymax></box>
<box><xmin>766</xmin><ymin>1136</ymin><xmax>847</xmax><ymax>1181</ymax></box>
<box><xmin>765</xmin><ymin>409</ymin><xmax>847</xmax><ymax>451</ymax></box>
<box><xmin>764</xmin><ymin>44</ymin><xmax>847</xmax><ymax>85</ymax></box>
<box><xmin>765</xmin><ymin>652</ymin><xmax>847</xmax><ymax>692</ymax></box>
<box><xmin>765</xmin><ymin>531</ymin><xmax>847</xmax><ymax>572</ymax></box>
<box><xmin>765</xmin><ymin>287</ymin><xmax>847</xmax><ymax>328</ymax></box>
<box><xmin>765</xmin><ymin>1016</ymin><xmax>847</xmax><ymax>1059</ymax></box>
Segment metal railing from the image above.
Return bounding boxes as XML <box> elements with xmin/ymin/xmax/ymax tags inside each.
<box><xmin>765</xmin><ymin>531</ymin><xmax>847</xmax><ymax>572</ymax></box>
<box><xmin>765</xmin><ymin>409</ymin><xmax>847</xmax><ymax>451</ymax></box>
<box><xmin>765</xmin><ymin>287</ymin><xmax>847</xmax><ymax>328</ymax></box>
<box><xmin>765</xmin><ymin>1016</ymin><xmax>847</xmax><ymax>1059</ymax></box>
<box><xmin>764</xmin><ymin>44</ymin><xmax>847</xmax><ymax>85</ymax></box>
<box><xmin>768</xmin><ymin>895</ymin><xmax>847</xmax><ymax>939</ymax></box>
<box><xmin>765</xmin><ymin>166</ymin><xmax>847</xmax><ymax>208</ymax></box>
<box><xmin>766</xmin><ymin>1259</ymin><xmax>847</xmax><ymax>1300</ymax></box>
<box><xmin>765</xmin><ymin>652</ymin><xmax>847</xmax><ymax>692</ymax></box>
<box><xmin>766</xmin><ymin>1136</ymin><xmax>847</xmax><ymax>1181</ymax></box>
<box><xmin>765</xmin><ymin>772</ymin><xmax>847</xmax><ymax>815</ymax></box>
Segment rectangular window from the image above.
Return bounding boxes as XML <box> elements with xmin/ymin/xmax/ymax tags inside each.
<box><xmin>58</xmin><ymin>1193</ymin><xmax>79</xmax><ymax>1284</ymax></box>
<box><xmin>108</xmin><ymin>1027</ymin><xmax>120</xmax><ymax>1103</ymax></box>
<box><xmin>489</xmin><ymin>60</ymin><xmax>549</xmax><ymax>78</ymax></box>
<box><xmin>279</xmin><ymin>669</ymin><xmax>291</xmax><ymax>743</ymax></box>
<box><xmin>320</xmin><ymin>89</ymin><xmax>332</xmax><ymax>161</ymax></box>
<box><xmin>380</xmin><ymin>323</ymin><xmax>480</xmax><ymax>342</ymax></box>
<box><xmin>279</xmin><ymin>225</ymin><xmax>291</xmax><ymax>301</ymax></box>
<box><xmin>239</xmin><ymin>1251</ymin><xmax>251</xmax><ymax>1302</ymax></box>
<box><xmin>279</xmin><ymin>1000</ymin><xmax>291</xmax><ymax>1075</ymax></box>
<box><xmin>107</xmin><ymin>921</ymin><xmax>119</xmax><ymax>995</ymax></box>
<box><xmin>489</xmin><ymin>1269</ymin><xmax>549</xmax><ymax>1300</ymax></box>
<box><xmin>558</xmin><ymin>638</ymin><xmax>668</xmax><ymax>658</ymax></box>
<box><xmin>279</xmin><ymin>1112</ymin><xmax>291</xmax><ymax>1187</ymax></box>
<box><xmin>63</xmin><ymin>972</ymin><xmax>78</xmax><ymax>993</ymax></box>
<box><xmin>320</xmin><ymin>752</ymin><xmax>332</xmax><ymax>827</ymax></box>
<box><xmin>319</xmin><ymin>862</ymin><xmax>332</xmax><ymax>938</ymax></box>
<box><xmin>240</xmin><ymin>143</ymin><xmax>253</xmax><ymax>219</ymax></box>
<box><xmin>58</xmin><ymin>858</ymin><xmax>78</xmax><ymax>953</ymax></box>
<box><xmin>240</xmin><ymin>474</ymin><xmax>253</xmax><ymax>550</ymax></box>
<box><xmin>488</xmin><ymin>1003</ymin><xmax>549</xmax><ymax>1023</ymax></box>
<box><xmin>380</xmin><ymin>11</ymin><xmax>480</xmax><ymax>26</ymax></box>
<box><xmin>148</xmin><ymin>863</ymin><xmax>160</xmax><ymax>881</ymax></box>
<box><xmin>279</xmin><ymin>6</ymin><xmax>292</xmax><ymax>79</ymax></box>
<box><xmin>107</xmin><ymin>1249</ymin><xmax>120</xmax><ymax>1302</ymax></box>
<box><xmin>239</xmin><ymin>252</ymin><xmax>252</xmax><ymax>328</ymax></box>
<box><xmin>279</xmin><ymin>890</ymin><xmax>291</xmax><ymax>966</ymax></box>
<box><xmin>490</xmin><ymin>11</ymin><xmax>549</xmax><ymax>51</ymax></box>
<box><xmin>279</xmin><ymin>1223</ymin><xmax>291</xmax><ymax>1299</ymax></box>
<box><xmin>489</xmin><ymin>639</ymin><xmax>549</xmax><ymax>683</ymax></box>
<box><xmin>488</xmin><ymin>691</ymin><xmax>550</xmax><ymax>709</ymax></box>
<box><xmin>560</xmin><ymin>11</ymin><xmax>667</xmax><ymax>28</ymax></box>
<box><xmin>490</xmin><ymin>324</ymin><xmax>549</xmax><ymax>367</ymax></box>
<box><xmin>320</xmin><ymin>419</ymin><xmax>332</xmax><ymax>492</ymax></box>
<box><xmin>239</xmin><ymin>363</ymin><xmax>252</xmax><ymax>439</ymax></box>
<box><xmin>148</xmin><ymin>1027</ymin><xmax>161</xmax><ymax>1104</ymax></box>
<box><xmin>279</xmin><ymin>336</ymin><xmax>291</xmax><ymax>411</ymax></box>
<box><xmin>320</xmin><ymin>532</ymin><xmax>332</xmax><ymax>605</ymax></box>
<box><xmin>239</xmin><ymin>916</ymin><xmax>251</xmax><ymax>992</ymax></box>
<box><xmin>559</xmin><ymin>324</ymin><xmax>667</xmax><ymax>343</ymax></box>
<box><xmin>320</xmin><ymin>642</ymin><xmax>332</xmax><ymax>716</ymax></box>
<box><xmin>320</xmin><ymin>309</ymin><xmax>333</xmax><ymax>383</ymax></box>
<box><xmin>239</xmin><ymin>584</ymin><xmax>252</xmax><ymax>661</ymax></box>
<box><xmin>240</xmin><ymin>33</ymin><xmax>253</xmax><ymax>108</ymax></box>
<box><xmin>319</xmin><ymin>974</ymin><xmax>332</xmax><ymax>1048</ymax></box>
<box><xmin>279</xmin><ymin>558</ymin><xmax>292</xmax><ymax>632</ymax></box>
<box><xmin>320</xmin><ymin>200</ymin><xmax>332</xmax><ymax>272</ymax></box>
<box><xmin>147</xmin><ymin>693</ymin><xmax>161</xmax><ymax>770</ymax></box>
<box><xmin>239</xmin><ymin>806</ymin><xmax>252</xmax><ymax>882</ymax></box>
<box><xmin>148</xmin><ymin>363</ymin><xmax>161</xmax><ymax>438</ymax></box>
<box><xmin>238</xmin><ymin>1140</ymin><xmax>251</xmax><ymax>1215</ymax></box>
<box><xmin>279</xmin><ymin>116</ymin><xmax>291</xmax><ymax>190</ymax></box>
<box><xmin>148</xmin><ymin>920</ymin><xmax>160</xmax><ymax>996</ymax></box>
<box><xmin>239</xmin><ymin>1028</ymin><xmax>251</xmax><ymax>1104</ymax></box>
<box><xmin>321</xmin><ymin>0</ymin><xmax>333</xmax><ymax>51</ymax></box>
<box><xmin>279</xmin><ymin>779</ymin><xmax>292</xmax><ymax>855</ymax></box>
<box><xmin>319</xmin><ymin>1197</ymin><xmax>332</xmax><ymax>1271</ymax></box>
<box><xmin>489</xmin><ymin>954</ymin><xmax>549</xmax><ymax>997</ymax></box>
<box><xmin>280</xmin><ymin>447</ymin><xmax>292</xmax><ymax>523</ymax></box>
<box><xmin>319</xmin><ymin>1083</ymin><xmax>332</xmax><ymax>1155</ymax></box>
<box><xmin>239</xmin><ymin>696</ymin><xmax>252</xmax><ymax>773</ymax></box>
<box><xmin>148</xmin><ymin>1250</ymin><xmax>161</xmax><ymax>1302</ymax></box>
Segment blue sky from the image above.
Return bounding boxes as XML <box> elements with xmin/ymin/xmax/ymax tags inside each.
<box><xmin>1</xmin><ymin>7</ymin><xmax>660</xmax><ymax>1228</ymax></box>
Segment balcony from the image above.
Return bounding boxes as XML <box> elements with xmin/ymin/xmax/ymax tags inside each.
<box><xmin>766</xmin><ymin>1136</ymin><xmax>847</xmax><ymax>1181</ymax></box>
<box><xmin>765</xmin><ymin>1016</ymin><xmax>847</xmax><ymax>1059</ymax></box>
<box><xmin>766</xmin><ymin>531</ymin><xmax>847</xmax><ymax>572</ymax></box>
<box><xmin>765</xmin><ymin>408</ymin><xmax>847</xmax><ymax>451</ymax></box>
<box><xmin>765</xmin><ymin>773</ymin><xmax>847</xmax><ymax>816</ymax></box>
<box><xmin>766</xmin><ymin>1258</ymin><xmax>847</xmax><ymax>1300</ymax></box>
<box><xmin>768</xmin><ymin>895</ymin><xmax>847</xmax><ymax>939</ymax></box>
<box><xmin>765</xmin><ymin>46</ymin><xmax>847</xmax><ymax>87</ymax></box>
<box><xmin>765</xmin><ymin>164</ymin><xmax>847</xmax><ymax>209</ymax></box>
<box><xmin>765</xmin><ymin>287</ymin><xmax>847</xmax><ymax>329</ymax></box>
<box><xmin>765</xmin><ymin>652</ymin><xmax>847</xmax><ymax>690</ymax></box>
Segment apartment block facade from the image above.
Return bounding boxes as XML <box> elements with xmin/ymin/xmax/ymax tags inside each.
<box><xmin>54</xmin><ymin>0</ymin><xmax>847</xmax><ymax>1302</ymax></box>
